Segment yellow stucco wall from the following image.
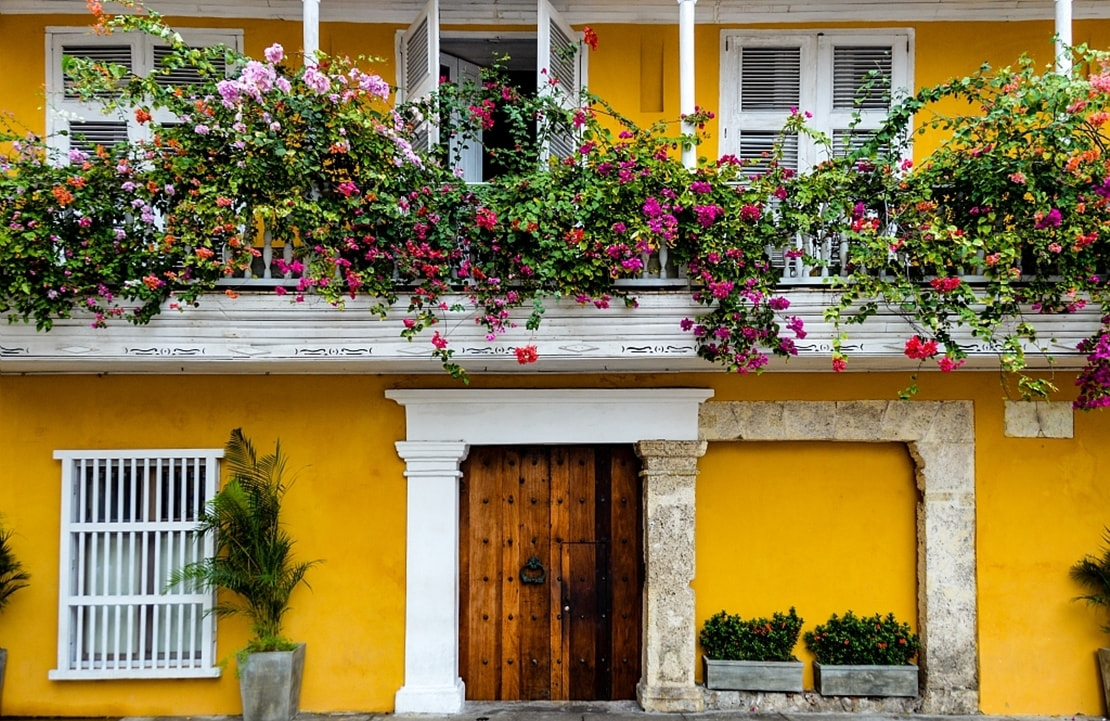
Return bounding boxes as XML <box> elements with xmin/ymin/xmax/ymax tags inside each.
<box><xmin>3</xmin><ymin>9</ymin><xmax>1110</xmax><ymax>717</ymax></box>
<box><xmin>2</xmin><ymin>370</ymin><xmax>1110</xmax><ymax>714</ymax></box>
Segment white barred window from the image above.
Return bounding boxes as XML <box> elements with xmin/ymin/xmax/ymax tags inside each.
<box><xmin>50</xmin><ymin>450</ymin><xmax>222</xmax><ymax>680</ymax></box>
<box><xmin>719</xmin><ymin>30</ymin><xmax>913</xmax><ymax>173</ymax></box>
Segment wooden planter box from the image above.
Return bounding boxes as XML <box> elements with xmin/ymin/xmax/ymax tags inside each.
<box><xmin>704</xmin><ymin>656</ymin><xmax>804</xmax><ymax>693</ymax></box>
<box><xmin>814</xmin><ymin>662</ymin><xmax>918</xmax><ymax>697</ymax></box>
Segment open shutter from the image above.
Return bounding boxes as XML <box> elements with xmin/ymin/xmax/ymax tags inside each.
<box><xmin>537</xmin><ymin>0</ymin><xmax>586</xmax><ymax>162</ymax></box>
<box><xmin>399</xmin><ymin>0</ymin><xmax>441</xmax><ymax>150</ymax></box>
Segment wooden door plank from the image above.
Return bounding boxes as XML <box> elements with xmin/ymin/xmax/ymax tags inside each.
<box><xmin>548</xmin><ymin>447</ymin><xmax>569</xmax><ymax>701</ymax></box>
<box><xmin>466</xmin><ymin>447</ymin><xmax>505</xmax><ymax>700</ymax></box>
<box><xmin>608</xmin><ymin>446</ymin><xmax>643</xmax><ymax>700</ymax></box>
<box><xmin>564</xmin><ymin>542</ymin><xmax>601</xmax><ymax>700</ymax></box>
<box><xmin>518</xmin><ymin>446</ymin><xmax>552</xmax><ymax>700</ymax></box>
<box><xmin>500</xmin><ymin>448</ymin><xmax>525</xmax><ymax>700</ymax></box>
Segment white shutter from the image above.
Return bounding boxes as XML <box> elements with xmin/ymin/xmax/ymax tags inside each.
<box><xmin>441</xmin><ymin>53</ymin><xmax>484</xmax><ymax>182</ymax></box>
<box><xmin>537</xmin><ymin>0</ymin><xmax>586</xmax><ymax>162</ymax></box>
<box><xmin>740</xmin><ymin>46</ymin><xmax>800</xmax><ymax>112</ymax></box>
<box><xmin>50</xmin><ymin>450</ymin><xmax>222</xmax><ymax>680</ymax></box>
<box><xmin>47</xmin><ymin>29</ymin><xmax>242</xmax><ymax>159</ymax></box>
<box><xmin>398</xmin><ymin>0</ymin><xmax>441</xmax><ymax>150</ymax></box>
<box><xmin>818</xmin><ymin>34</ymin><xmax>911</xmax><ymax>163</ymax></box>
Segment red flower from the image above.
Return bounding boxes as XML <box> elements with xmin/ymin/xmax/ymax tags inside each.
<box><xmin>582</xmin><ymin>26</ymin><xmax>599</xmax><ymax>51</ymax></box>
<box><xmin>832</xmin><ymin>355</ymin><xmax>847</xmax><ymax>373</ymax></box>
<box><xmin>515</xmin><ymin>345</ymin><xmax>539</xmax><ymax>364</ymax></box>
<box><xmin>904</xmin><ymin>335</ymin><xmax>940</xmax><ymax>360</ymax></box>
<box><xmin>134</xmin><ymin>108</ymin><xmax>152</xmax><ymax>124</ymax></box>
<box><xmin>929</xmin><ymin>276</ymin><xmax>961</xmax><ymax>293</ymax></box>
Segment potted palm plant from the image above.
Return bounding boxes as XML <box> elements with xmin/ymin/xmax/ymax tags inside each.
<box><xmin>170</xmin><ymin>429</ymin><xmax>320</xmax><ymax>721</ymax></box>
<box><xmin>700</xmin><ymin>607</ymin><xmax>805</xmax><ymax>692</ymax></box>
<box><xmin>0</xmin><ymin>520</ymin><xmax>30</xmax><ymax>714</ymax></box>
<box><xmin>803</xmin><ymin>611</ymin><xmax>920</xmax><ymax>697</ymax></box>
<box><xmin>1070</xmin><ymin>528</ymin><xmax>1110</xmax><ymax>714</ymax></box>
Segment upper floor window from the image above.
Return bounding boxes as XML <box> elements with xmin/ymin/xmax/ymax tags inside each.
<box><xmin>49</xmin><ymin>449</ymin><xmax>222</xmax><ymax>680</ymax></box>
<box><xmin>719</xmin><ymin>30</ymin><xmax>913</xmax><ymax>173</ymax></box>
<box><xmin>395</xmin><ymin>0</ymin><xmax>586</xmax><ymax>181</ymax></box>
<box><xmin>46</xmin><ymin>27</ymin><xmax>243</xmax><ymax>157</ymax></box>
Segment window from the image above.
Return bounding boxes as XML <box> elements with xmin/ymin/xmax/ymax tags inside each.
<box><xmin>395</xmin><ymin>0</ymin><xmax>586</xmax><ymax>181</ymax></box>
<box><xmin>50</xmin><ymin>449</ymin><xmax>222</xmax><ymax>680</ymax></box>
<box><xmin>719</xmin><ymin>30</ymin><xmax>913</xmax><ymax>173</ymax></box>
<box><xmin>46</xmin><ymin>27</ymin><xmax>243</xmax><ymax>156</ymax></box>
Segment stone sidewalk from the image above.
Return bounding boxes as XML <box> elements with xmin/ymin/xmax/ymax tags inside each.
<box><xmin>74</xmin><ymin>704</ymin><xmax>1104</xmax><ymax>721</ymax></box>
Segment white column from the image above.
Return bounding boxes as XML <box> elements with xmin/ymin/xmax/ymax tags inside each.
<box><xmin>677</xmin><ymin>0</ymin><xmax>698</xmax><ymax>169</ymax></box>
<box><xmin>303</xmin><ymin>0</ymin><xmax>320</xmax><ymax>67</ymax></box>
<box><xmin>1055</xmin><ymin>0</ymin><xmax>1072</xmax><ymax>75</ymax></box>
<box><xmin>394</xmin><ymin>441</ymin><xmax>469</xmax><ymax>714</ymax></box>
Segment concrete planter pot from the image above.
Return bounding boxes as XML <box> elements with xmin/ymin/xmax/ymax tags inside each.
<box><xmin>239</xmin><ymin>643</ymin><xmax>306</xmax><ymax>721</ymax></box>
<box><xmin>703</xmin><ymin>656</ymin><xmax>803</xmax><ymax>692</ymax></box>
<box><xmin>0</xmin><ymin>647</ymin><xmax>7</xmax><ymax>713</ymax></box>
<box><xmin>813</xmin><ymin>661</ymin><xmax>918</xmax><ymax>697</ymax></box>
<box><xmin>1098</xmin><ymin>647</ymin><xmax>1110</xmax><ymax>714</ymax></box>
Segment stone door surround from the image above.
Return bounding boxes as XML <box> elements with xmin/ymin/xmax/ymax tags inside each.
<box><xmin>387</xmin><ymin>391</ymin><xmax>977</xmax><ymax>715</ymax></box>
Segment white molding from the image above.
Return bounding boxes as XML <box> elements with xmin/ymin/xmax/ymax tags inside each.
<box><xmin>1</xmin><ymin>291</ymin><xmax>1101</xmax><ymax>375</ymax></box>
<box><xmin>387</xmin><ymin>389</ymin><xmax>710</xmax><ymax>714</ymax></box>
<box><xmin>387</xmin><ymin>388</ymin><xmax>714</xmax><ymax>443</ymax></box>
<box><xmin>8</xmin><ymin>0</ymin><xmax>1110</xmax><ymax>23</ymax></box>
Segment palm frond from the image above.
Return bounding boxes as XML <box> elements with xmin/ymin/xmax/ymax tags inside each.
<box><xmin>0</xmin><ymin>524</ymin><xmax>30</xmax><ymax>613</ymax></box>
<box><xmin>165</xmin><ymin>428</ymin><xmax>320</xmax><ymax>649</ymax></box>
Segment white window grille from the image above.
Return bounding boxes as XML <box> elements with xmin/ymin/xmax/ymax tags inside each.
<box><xmin>719</xmin><ymin>29</ymin><xmax>913</xmax><ymax>173</ymax></box>
<box><xmin>45</xmin><ymin>27</ymin><xmax>243</xmax><ymax>157</ymax></box>
<box><xmin>50</xmin><ymin>449</ymin><xmax>223</xmax><ymax>680</ymax></box>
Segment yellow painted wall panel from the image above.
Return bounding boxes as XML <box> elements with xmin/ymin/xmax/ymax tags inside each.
<box><xmin>695</xmin><ymin>440</ymin><xmax>918</xmax><ymax>690</ymax></box>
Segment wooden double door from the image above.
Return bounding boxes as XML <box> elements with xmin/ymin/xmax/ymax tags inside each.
<box><xmin>459</xmin><ymin>445</ymin><xmax>643</xmax><ymax>701</ymax></box>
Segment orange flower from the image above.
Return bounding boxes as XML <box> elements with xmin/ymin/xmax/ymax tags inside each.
<box><xmin>134</xmin><ymin>108</ymin><xmax>152</xmax><ymax>124</ymax></box>
<box><xmin>51</xmin><ymin>186</ymin><xmax>75</xmax><ymax>206</ymax></box>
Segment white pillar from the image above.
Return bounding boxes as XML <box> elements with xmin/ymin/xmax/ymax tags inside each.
<box><xmin>303</xmin><ymin>0</ymin><xmax>320</xmax><ymax>67</ymax></box>
<box><xmin>677</xmin><ymin>0</ymin><xmax>697</xmax><ymax>169</ymax></box>
<box><xmin>393</xmin><ymin>441</ymin><xmax>469</xmax><ymax>714</ymax></box>
<box><xmin>1055</xmin><ymin>0</ymin><xmax>1072</xmax><ymax>75</ymax></box>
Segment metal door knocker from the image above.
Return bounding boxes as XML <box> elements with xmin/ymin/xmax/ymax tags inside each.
<box><xmin>520</xmin><ymin>556</ymin><xmax>546</xmax><ymax>584</ymax></box>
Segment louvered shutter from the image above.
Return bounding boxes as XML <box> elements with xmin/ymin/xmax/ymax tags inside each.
<box><xmin>62</xmin><ymin>44</ymin><xmax>132</xmax><ymax>99</ymax></box>
<box><xmin>740</xmin><ymin>46</ymin><xmax>800</xmax><ymax>112</ymax></box>
<box><xmin>67</xmin><ymin>121</ymin><xmax>131</xmax><ymax>154</ymax></box>
<box><xmin>730</xmin><ymin>42</ymin><xmax>808</xmax><ymax>174</ymax></box>
<box><xmin>152</xmin><ymin>45</ymin><xmax>227</xmax><ymax>89</ymax></box>
<box><xmin>537</xmin><ymin>0</ymin><xmax>586</xmax><ymax>163</ymax></box>
<box><xmin>821</xmin><ymin>37</ymin><xmax>909</xmax><ymax>163</ymax></box>
<box><xmin>399</xmin><ymin>0</ymin><xmax>441</xmax><ymax>150</ymax></box>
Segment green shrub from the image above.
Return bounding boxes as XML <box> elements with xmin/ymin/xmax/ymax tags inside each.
<box><xmin>699</xmin><ymin>607</ymin><xmax>803</xmax><ymax>662</ymax></box>
<box><xmin>803</xmin><ymin>611</ymin><xmax>920</xmax><ymax>666</ymax></box>
<box><xmin>0</xmin><ymin>521</ymin><xmax>29</xmax><ymax>612</ymax></box>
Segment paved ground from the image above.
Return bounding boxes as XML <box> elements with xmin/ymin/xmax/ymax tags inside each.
<box><xmin>8</xmin><ymin>706</ymin><xmax>1106</xmax><ymax>721</ymax></box>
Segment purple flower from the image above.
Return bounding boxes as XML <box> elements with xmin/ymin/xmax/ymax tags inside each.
<box><xmin>194</xmin><ymin>124</ymin><xmax>210</xmax><ymax>135</ymax></box>
<box><xmin>264</xmin><ymin>43</ymin><xmax>284</xmax><ymax>64</ymax></box>
<box><xmin>691</xmin><ymin>180</ymin><xmax>712</xmax><ymax>194</ymax></box>
<box><xmin>304</xmin><ymin>68</ymin><xmax>332</xmax><ymax>94</ymax></box>
<box><xmin>1034</xmin><ymin>208</ymin><xmax>1062</xmax><ymax>229</ymax></box>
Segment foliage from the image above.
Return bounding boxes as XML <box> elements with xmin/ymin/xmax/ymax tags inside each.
<box><xmin>803</xmin><ymin>611</ymin><xmax>920</xmax><ymax>666</ymax></box>
<box><xmin>4</xmin><ymin>4</ymin><xmax>1110</xmax><ymax>403</ymax></box>
<box><xmin>167</xmin><ymin>428</ymin><xmax>319</xmax><ymax>654</ymax></box>
<box><xmin>818</xmin><ymin>50</ymin><xmax>1110</xmax><ymax>405</ymax></box>
<box><xmin>0</xmin><ymin>521</ymin><xmax>30</xmax><ymax>613</ymax></box>
<box><xmin>1070</xmin><ymin>527</ymin><xmax>1110</xmax><ymax>635</ymax></box>
<box><xmin>699</xmin><ymin>607</ymin><xmax>804</xmax><ymax>662</ymax></box>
